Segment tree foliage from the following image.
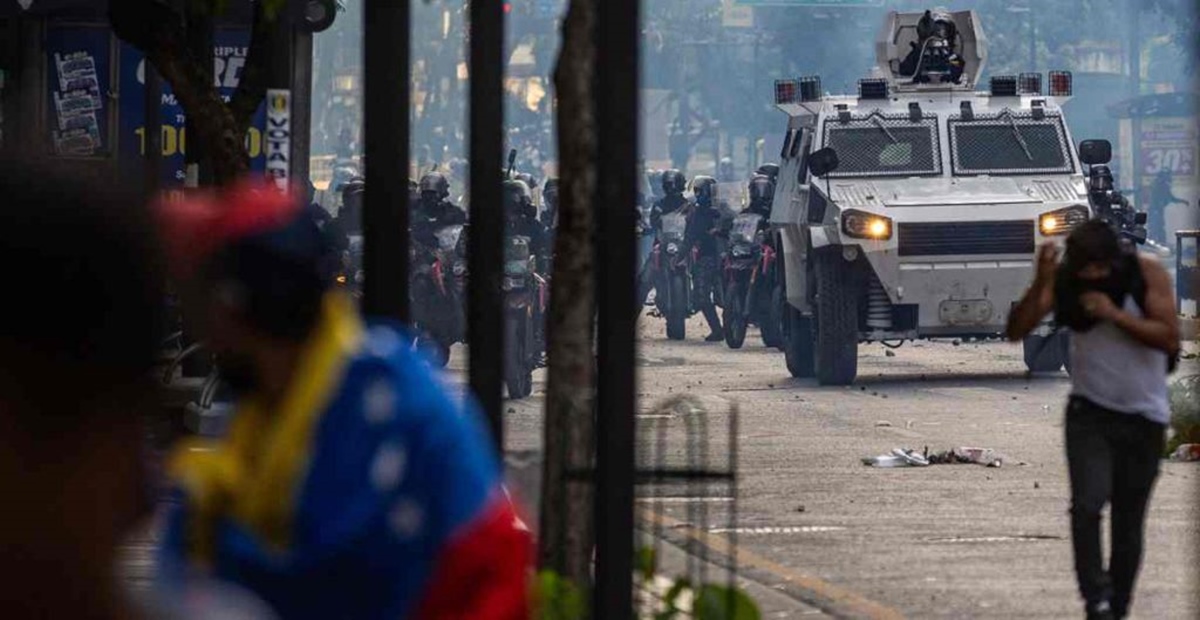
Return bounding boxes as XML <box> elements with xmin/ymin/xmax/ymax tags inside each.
<box><xmin>109</xmin><ymin>0</ymin><xmax>286</xmax><ymax>184</ymax></box>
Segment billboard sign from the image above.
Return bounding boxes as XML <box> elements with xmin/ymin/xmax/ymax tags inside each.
<box><xmin>117</xmin><ymin>28</ymin><xmax>267</xmax><ymax>184</ymax></box>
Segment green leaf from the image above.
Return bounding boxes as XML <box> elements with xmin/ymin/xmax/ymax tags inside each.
<box><xmin>263</xmin><ymin>0</ymin><xmax>288</xmax><ymax>21</ymax></box>
<box><xmin>636</xmin><ymin>546</ymin><xmax>658</xmax><ymax>583</ymax></box>
<box><xmin>695</xmin><ymin>584</ymin><xmax>761</xmax><ymax>620</ymax></box>
<box><xmin>535</xmin><ymin>570</ymin><xmax>586</xmax><ymax>620</ymax></box>
<box><xmin>663</xmin><ymin>577</ymin><xmax>691</xmax><ymax>608</ymax></box>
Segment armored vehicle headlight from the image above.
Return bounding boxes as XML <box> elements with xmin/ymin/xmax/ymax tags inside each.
<box><xmin>842</xmin><ymin>210</ymin><xmax>893</xmax><ymax>240</ymax></box>
<box><xmin>1039</xmin><ymin>205</ymin><xmax>1089</xmax><ymax>236</ymax></box>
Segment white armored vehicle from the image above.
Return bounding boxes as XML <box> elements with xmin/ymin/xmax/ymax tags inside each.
<box><xmin>771</xmin><ymin>8</ymin><xmax>1091</xmax><ymax>384</ymax></box>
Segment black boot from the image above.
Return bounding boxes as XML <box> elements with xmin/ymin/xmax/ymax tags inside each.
<box><xmin>702</xmin><ymin>305</ymin><xmax>723</xmax><ymax>342</ymax></box>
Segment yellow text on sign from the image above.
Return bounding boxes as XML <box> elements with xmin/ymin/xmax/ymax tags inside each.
<box><xmin>133</xmin><ymin>125</ymin><xmax>263</xmax><ymax>158</ymax></box>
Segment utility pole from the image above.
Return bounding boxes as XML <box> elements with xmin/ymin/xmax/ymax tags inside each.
<box><xmin>1128</xmin><ymin>0</ymin><xmax>1142</xmax><ymax>206</ymax></box>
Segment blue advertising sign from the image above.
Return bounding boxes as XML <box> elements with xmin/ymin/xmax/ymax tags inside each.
<box><xmin>118</xmin><ymin>28</ymin><xmax>267</xmax><ymax>184</ymax></box>
<box><xmin>45</xmin><ymin>25</ymin><xmax>112</xmax><ymax>158</ymax></box>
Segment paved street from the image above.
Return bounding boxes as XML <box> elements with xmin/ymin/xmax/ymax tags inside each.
<box><xmin>500</xmin><ymin>312</ymin><xmax>1199</xmax><ymax>619</ymax></box>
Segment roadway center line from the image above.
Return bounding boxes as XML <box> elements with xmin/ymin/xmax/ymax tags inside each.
<box><xmin>639</xmin><ymin>507</ymin><xmax>906</xmax><ymax>620</ymax></box>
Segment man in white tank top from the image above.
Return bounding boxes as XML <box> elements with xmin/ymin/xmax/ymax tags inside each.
<box><xmin>1007</xmin><ymin>221</ymin><xmax>1180</xmax><ymax>620</ymax></box>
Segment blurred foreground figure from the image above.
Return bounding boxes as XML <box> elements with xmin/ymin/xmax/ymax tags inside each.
<box><xmin>0</xmin><ymin>160</ymin><xmax>162</xmax><ymax>619</ymax></box>
<box><xmin>156</xmin><ymin>181</ymin><xmax>529</xmax><ymax>619</ymax></box>
<box><xmin>1008</xmin><ymin>221</ymin><xmax>1178</xmax><ymax>620</ymax></box>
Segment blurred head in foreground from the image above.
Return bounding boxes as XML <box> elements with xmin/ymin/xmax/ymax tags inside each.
<box><xmin>157</xmin><ymin>181</ymin><xmax>327</xmax><ymax>402</ymax></box>
<box><xmin>0</xmin><ymin>158</ymin><xmax>162</xmax><ymax>618</ymax></box>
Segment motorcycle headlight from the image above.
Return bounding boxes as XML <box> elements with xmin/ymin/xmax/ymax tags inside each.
<box><xmin>453</xmin><ymin>262</ymin><xmax>467</xmax><ymax>276</ymax></box>
<box><xmin>666</xmin><ymin>242</ymin><xmax>679</xmax><ymax>255</ymax></box>
<box><xmin>731</xmin><ymin>245</ymin><xmax>751</xmax><ymax>257</ymax></box>
<box><xmin>841</xmin><ymin>210</ymin><xmax>893</xmax><ymax>240</ymax></box>
<box><xmin>354</xmin><ymin>270</ymin><xmax>365</xmax><ymax>284</ymax></box>
<box><xmin>502</xmin><ymin>276</ymin><xmax>525</xmax><ymax>291</ymax></box>
<box><xmin>1039</xmin><ymin>205</ymin><xmax>1089</xmax><ymax>236</ymax></box>
<box><xmin>336</xmin><ymin>274</ymin><xmax>347</xmax><ymax>284</ymax></box>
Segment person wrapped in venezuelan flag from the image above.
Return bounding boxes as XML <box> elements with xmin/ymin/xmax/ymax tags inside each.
<box><xmin>154</xmin><ymin>180</ymin><xmax>529</xmax><ymax>619</ymax></box>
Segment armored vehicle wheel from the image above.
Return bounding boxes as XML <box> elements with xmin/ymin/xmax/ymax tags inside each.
<box><xmin>784</xmin><ymin>305</ymin><xmax>815</xmax><ymax>378</ymax></box>
<box><xmin>1023</xmin><ymin>331</ymin><xmax>1068</xmax><ymax>374</ymax></box>
<box><xmin>761</xmin><ymin>283</ymin><xmax>784</xmax><ymax>349</ymax></box>
<box><xmin>666</xmin><ymin>273</ymin><xmax>687</xmax><ymax>341</ymax></box>
<box><xmin>813</xmin><ymin>249</ymin><xmax>859</xmax><ymax>385</ymax></box>
<box><xmin>723</xmin><ymin>282</ymin><xmax>747</xmax><ymax>349</ymax></box>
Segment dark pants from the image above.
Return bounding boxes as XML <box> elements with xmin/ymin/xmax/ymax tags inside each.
<box><xmin>1066</xmin><ymin>396</ymin><xmax>1165</xmax><ymax>617</ymax></box>
<box><xmin>691</xmin><ymin>254</ymin><xmax>722</xmax><ymax>335</ymax></box>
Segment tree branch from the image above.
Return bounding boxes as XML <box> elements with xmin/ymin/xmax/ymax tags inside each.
<box><xmin>228</xmin><ymin>0</ymin><xmax>275</xmax><ymax>132</ymax></box>
<box><xmin>111</xmin><ymin>0</ymin><xmax>249</xmax><ymax>184</ymax></box>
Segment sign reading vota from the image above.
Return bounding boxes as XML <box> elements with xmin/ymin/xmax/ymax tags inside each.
<box><xmin>265</xmin><ymin>89</ymin><xmax>291</xmax><ymax>189</ymax></box>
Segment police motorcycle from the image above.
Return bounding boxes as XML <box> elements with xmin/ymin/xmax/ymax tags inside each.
<box><xmin>502</xmin><ymin>159</ymin><xmax>549</xmax><ymax>399</ymax></box>
<box><xmin>722</xmin><ymin>176</ymin><xmax>783</xmax><ymax>349</ymax></box>
<box><xmin>410</xmin><ymin>172</ymin><xmax>466</xmax><ymax>367</ymax></box>
<box><xmin>331</xmin><ymin>177</ymin><xmax>365</xmax><ymax>299</ymax></box>
<box><xmin>652</xmin><ymin>213</ymin><xmax>692</xmax><ymax>340</ymax></box>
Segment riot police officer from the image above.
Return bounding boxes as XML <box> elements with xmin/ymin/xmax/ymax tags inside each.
<box><xmin>745</xmin><ymin>174</ymin><xmax>775</xmax><ymax>219</ymax></box>
<box><xmin>414</xmin><ymin>172</ymin><xmax>466</xmax><ymax>247</ymax></box>
<box><xmin>687</xmin><ymin>175</ymin><xmax>725</xmax><ymax>341</ymax></box>
<box><xmin>755</xmin><ymin>163</ymin><xmax>780</xmax><ymax>187</ymax></box>
<box><xmin>503</xmin><ymin>179</ymin><xmax>550</xmax><ymax>267</ymax></box>
<box><xmin>637</xmin><ymin>169</ymin><xmax>692</xmax><ymax>310</ymax></box>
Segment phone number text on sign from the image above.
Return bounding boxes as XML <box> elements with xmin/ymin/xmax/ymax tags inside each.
<box><xmin>1141</xmin><ymin>147</ymin><xmax>1195</xmax><ymax>177</ymax></box>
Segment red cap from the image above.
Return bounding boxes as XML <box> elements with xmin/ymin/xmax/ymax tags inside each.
<box><xmin>156</xmin><ymin>179</ymin><xmax>302</xmax><ymax>278</ymax></box>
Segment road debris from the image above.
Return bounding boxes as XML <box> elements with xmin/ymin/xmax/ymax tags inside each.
<box><xmin>1168</xmin><ymin>444</ymin><xmax>1200</xmax><ymax>462</ymax></box>
<box><xmin>864</xmin><ymin>446</ymin><xmax>1020</xmax><ymax>468</ymax></box>
<box><xmin>875</xmin><ymin>420</ymin><xmax>893</xmax><ymax>427</ymax></box>
<box><xmin>885</xmin><ymin>350</ymin><xmax>896</xmax><ymax>357</ymax></box>
<box><xmin>928</xmin><ymin>446</ymin><xmax>1015</xmax><ymax>467</ymax></box>
<box><xmin>862</xmin><ymin>448</ymin><xmax>929</xmax><ymax>467</ymax></box>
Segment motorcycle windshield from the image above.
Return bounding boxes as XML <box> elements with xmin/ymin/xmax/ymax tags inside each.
<box><xmin>660</xmin><ymin>212</ymin><xmax>687</xmax><ymax>239</ymax></box>
<box><xmin>435</xmin><ymin>225</ymin><xmax>465</xmax><ymax>252</ymax></box>
<box><xmin>729</xmin><ymin>214</ymin><xmax>763</xmax><ymax>246</ymax></box>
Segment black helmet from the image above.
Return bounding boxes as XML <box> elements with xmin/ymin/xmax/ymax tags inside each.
<box><xmin>418</xmin><ymin>172</ymin><xmax>450</xmax><ymax>200</ymax></box>
<box><xmin>341</xmin><ymin>176</ymin><xmax>365</xmax><ymax>200</ymax></box>
<box><xmin>516</xmin><ymin>172</ymin><xmax>538</xmax><ymax>192</ymax></box>
<box><xmin>755</xmin><ymin>163</ymin><xmax>780</xmax><ymax>183</ymax></box>
<box><xmin>748</xmin><ymin>174</ymin><xmax>774</xmax><ymax>204</ymax></box>
<box><xmin>503</xmin><ymin>179</ymin><xmax>533</xmax><ymax>214</ymax></box>
<box><xmin>1089</xmin><ymin>165</ymin><xmax>1114</xmax><ymax>194</ymax></box>
<box><xmin>661</xmin><ymin>169</ymin><xmax>686</xmax><ymax>195</ymax></box>
<box><xmin>917</xmin><ymin>9</ymin><xmax>957</xmax><ymax>43</ymax></box>
<box><xmin>691</xmin><ymin>175</ymin><xmax>718</xmax><ymax>204</ymax></box>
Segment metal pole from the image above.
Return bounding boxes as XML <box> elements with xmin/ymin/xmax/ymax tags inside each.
<box><xmin>1127</xmin><ymin>1</ymin><xmax>1142</xmax><ymax>208</ymax></box>
<box><xmin>363</xmin><ymin>0</ymin><xmax>410</xmax><ymax>321</ymax></box>
<box><xmin>290</xmin><ymin>28</ymin><xmax>313</xmax><ymax>188</ymax></box>
<box><xmin>468</xmin><ymin>0</ymin><xmax>505</xmax><ymax>452</ymax></box>
<box><xmin>593</xmin><ymin>0</ymin><xmax>639</xmax><ymax>616</ymax></box>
